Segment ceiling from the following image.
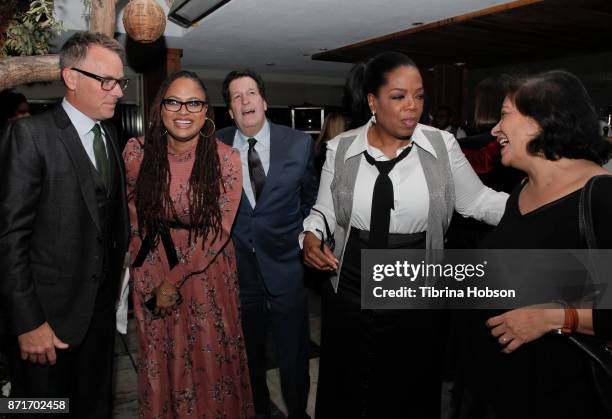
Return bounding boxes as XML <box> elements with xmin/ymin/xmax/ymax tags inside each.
<box><xmin>314</xmin><ymin>0</ymin><xmax>612</xmax><ymax>69</ymax></box>
<box><xmin>52</xmin><ymin>0</ymin><xmax>512</xmax><ymax>83</ymax></box>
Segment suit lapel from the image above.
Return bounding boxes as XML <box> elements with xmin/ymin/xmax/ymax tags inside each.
<box><xmin>257</xmin><ymin>123</ymin><xmax>288</xmax><ymax>208</ymax></box>
<box><xmin>102</xmin><ymin>122</ymin><xmax>122</xmax><ymax>194</ymax></box>
<box><xmin>54</xmin><ymin>106</ymin><xmax>101</xmax><ymax>233</ymax></box>
<box><xmin>218</xmin><ymin>127</ymin><xmax>236</xmax><ymax>147</ymax></box>
<box><xmin>103</xmin><ymin>122</ymin><xmax>130</xmax><ymax>247</ymax></box>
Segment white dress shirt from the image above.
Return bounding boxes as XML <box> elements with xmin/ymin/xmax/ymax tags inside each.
<box><xmin>232</xmin><ymin>120</ymin><xmax>271</xmax><ymax>208</ymax></box>
<box><xmin>301</xmin><ymin>118</ymin><xmax>508</xmax><ymax>245</ymax></box>
<box><xmin>62</xmin><ymin>98</ymin><xmax>107</xmax><ymax>169</ymax></box>
<box><xmin>444</xmin><ymin>124</ymin><xmax>467</xmax><ymax>139</ymax></box>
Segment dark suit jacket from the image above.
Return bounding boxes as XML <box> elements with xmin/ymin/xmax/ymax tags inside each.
<box><xmin>0</xmin><ymin>105</ymin><xmax>129</xmax><ymax>345</ymax></box>
<box><xmin>217</xmin><ymin>122</ymin><xmax>317</xmax><ymax>295</ymax></box>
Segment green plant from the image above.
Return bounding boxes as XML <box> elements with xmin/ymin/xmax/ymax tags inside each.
<box><xmin>1</xmin><ymin>0</ymin><xmax>65</xmax><ymax>57</ymax></box>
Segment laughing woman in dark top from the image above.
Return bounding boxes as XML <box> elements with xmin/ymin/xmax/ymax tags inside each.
<box><xmin>456</xmin><ymin>71</ymin><xmax>612</xmax><ymax>419</ymax></box>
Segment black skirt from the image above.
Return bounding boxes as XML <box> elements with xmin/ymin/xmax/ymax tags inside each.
<box><xmin>315</xmin><ymin>228</ymin><xmax>448</xmax><ymax>419</ymax></box>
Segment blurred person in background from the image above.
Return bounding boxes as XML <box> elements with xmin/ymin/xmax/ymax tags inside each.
<box><xmin>314</xmin><ymin>112</ymin><xmax>347</xmax><ymax>173</ymax></box>
<box><xmin>432</xmin><ymin>104</ymin><xmax>466</xmax><ymax>139</ymax></box>
<box><xmin>446</xmin><ymin>75</ymin><xmax>524</xmax><ymax>249</ymax></box>
<box><xmin>0</xmin><ymin>90</ymin><xmax>30</xmax><ymax>130</ymax></box>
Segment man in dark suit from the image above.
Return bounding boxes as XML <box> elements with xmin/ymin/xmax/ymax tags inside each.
<box><xmin>217</xmin><ymin>70</ymin><xmax>317</xmax><ymax>419</ymax></box>
<box><xmin>0</xmin><ymin>32</ymin><xmax>129</xmax><ymax>418</ymax></box>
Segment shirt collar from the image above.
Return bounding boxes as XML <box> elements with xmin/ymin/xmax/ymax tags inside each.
<box><xmin>343</xmin><ymin>116</ymin><xmax>438</xmax><ymax>161</ymax></box>
<box><xmin>62</xmin><ymin>98</ymin><xmax>99</xmax><ymax>138</ymax></box>
<box><xmin>235</xmin><ymin>119</ymin><xmax>270</xmax><ymax>151</ymax></box>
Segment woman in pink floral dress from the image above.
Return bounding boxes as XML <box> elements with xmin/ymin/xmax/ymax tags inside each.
<box><xmin>123</xmin><ymin>70</ymin><xmax>254</xmax><ymax>418</ymax></box>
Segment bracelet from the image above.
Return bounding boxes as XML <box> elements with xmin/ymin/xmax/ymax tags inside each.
<box><xmin>554</xmin><ymin>301</ymin><xmax>578</xmax><ymax>335</ymax></box>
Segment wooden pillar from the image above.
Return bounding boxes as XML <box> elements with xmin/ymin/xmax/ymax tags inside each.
<box><xmin>166</xmin><ymin>48</ymin><xmax>182</xmax><ymax>74</ymax></box>
<box><xmin>421</xmin><ymin>64</ymin><xmax>467</xmax><ymax>126</ymax></box>
<box><xmin>90</xmin><ymin>0</ymin><xmax>117</xmax><ymax>37</ymax></box>
<box><xmin>142</xmin><ymin>47</ymin><xmax>183</xmax><ymax>131</ymax></box>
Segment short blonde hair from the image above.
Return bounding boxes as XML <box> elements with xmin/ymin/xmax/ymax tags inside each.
<box><xmin>316</xmin><ymin>112</ymin><xmax>346</xmax><ymax>151</ymax></box>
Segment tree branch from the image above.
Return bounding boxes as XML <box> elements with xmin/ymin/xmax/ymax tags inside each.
<box><xmin>0</xmin><ymin>55</ymin><xmax>60</xmax><ymax>91</ymax></box>
<box><xmin>90</xmin><ymin>0</ymin><xmax>117</xmax><ymax>37</ymax></box>
<box><xmin>0</xmin><ymin>0</ymin><xmax>117</xmax><ymax>90</ymax></box>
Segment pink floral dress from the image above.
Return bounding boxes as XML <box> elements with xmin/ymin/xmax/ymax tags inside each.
<box><xmin>123</xmin><ymin>137</ymin><xmax>254</xmax><ymax>419</ymax></box>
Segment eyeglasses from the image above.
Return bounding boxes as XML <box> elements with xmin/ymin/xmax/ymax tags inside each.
<box><xmin>161</xmin><ymin>98</ymin><xmax>207</xmax><ymax>113</ymax></box>
<box><xmin>71</xmin><ymin>68</ymin><xmax>130</xmax><ymax>91</ymax></box>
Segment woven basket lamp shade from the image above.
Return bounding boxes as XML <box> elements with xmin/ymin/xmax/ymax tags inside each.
<box><xmin>122</xmin><ymin>0</ymin><xmax>166</xmax><ymax>43</ymax></box>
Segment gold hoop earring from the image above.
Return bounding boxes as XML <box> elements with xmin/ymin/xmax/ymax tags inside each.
<box><xmin>200</xmin><ymin>117</ymin><xmax>216</xmax><ymax>138</ymax></box>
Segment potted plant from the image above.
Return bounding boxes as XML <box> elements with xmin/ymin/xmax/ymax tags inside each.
<box><xmin>1</xmin><ymin>0</ymin><xmax>64</xmax><ymax>57</ymax></box>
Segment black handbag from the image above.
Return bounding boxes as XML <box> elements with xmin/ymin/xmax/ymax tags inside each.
<box><xmin>575</xmin><ymin>174</ymin><xmax>612</xmax><ymax>415</ymax></box>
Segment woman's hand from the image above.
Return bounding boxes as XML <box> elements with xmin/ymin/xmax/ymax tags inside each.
<box><xmin>486</xmin><ymin>305</ymin><xmax>565</xmax><ymax>354</ymax></box>
<box><xmin>303</xmin><ymin>231</ymin><xmax>338</xmax><ymax>271</ymax></box>
<box><xmin>153</xmin><ymin>279</ymin><xmax>180</xmax><ymax>317</ymax></box>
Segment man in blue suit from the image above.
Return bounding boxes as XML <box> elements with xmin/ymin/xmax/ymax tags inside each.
<box><xmin>217</xmin><ymin>69</ymin><xmax>317</xmax><ymax>419</ymax></box>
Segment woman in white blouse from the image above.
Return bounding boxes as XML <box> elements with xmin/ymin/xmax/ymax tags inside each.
<box><xmin>302</xmin><ymin>52</ymin><xmax>508</xmax><ymax>419</ymax></box>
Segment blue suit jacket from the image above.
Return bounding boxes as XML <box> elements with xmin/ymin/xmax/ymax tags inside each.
<box><xmin>217</xmin><ymin>122</ymin><xmax>317</xmax><ymax>295</ymax></box>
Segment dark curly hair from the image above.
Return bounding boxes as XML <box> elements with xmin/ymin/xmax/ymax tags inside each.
<box><xmin>135</xmin><ymin>70</ymin><xmax>222</xmax><ymax>245</ymax></box>
<box><xmin>507</xmin><ymin>70</ymin><xmax>612</xmax><ymax>165</ymax></box>
<box><xmin>222</xmin><ymin>69</ymin><xmax>266</xmax><ymax>106</ymax></box>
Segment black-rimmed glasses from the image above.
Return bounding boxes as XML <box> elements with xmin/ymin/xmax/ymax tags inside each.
<box><xmin>161</xmin><ymin>98</ymin><xmax>207</xmax><ymax>113</ymax></box>
<box><xmin>311</xmin><ymin>208</ymin><xmax>335</xmax><ymax>252</ymax></box>
<box><xmin>71</xmin><ymin>68</ymin><xmax>130</xmax><ymax>91</ymax></box>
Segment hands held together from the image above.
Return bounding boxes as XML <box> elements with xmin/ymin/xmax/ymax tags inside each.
<box><xmin>151</xmin><ymin>279</ymin><xmax>182</xmax><ymax>317</ymax></box>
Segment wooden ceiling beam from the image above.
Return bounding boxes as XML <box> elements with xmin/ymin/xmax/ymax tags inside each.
<box><xmin>313</xmin><ymin>0</ymin><xmax>612</xmax><ymax>69</ymax></box>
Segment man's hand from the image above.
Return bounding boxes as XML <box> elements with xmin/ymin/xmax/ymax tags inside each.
<box><xmin>303</xmin><ymin>231</ymin><xmax>338</xmax><ymax>271</ymax></box>
<box><xmin>17</xmin><ymin>322</ymin><xmax>69</xmax><ymax>365</ymax></box>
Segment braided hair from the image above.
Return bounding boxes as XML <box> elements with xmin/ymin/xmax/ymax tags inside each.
<box><xmin>135</xmin><ymin>70</ymin><xmax>223</xmax><ymax>245</ymax></box>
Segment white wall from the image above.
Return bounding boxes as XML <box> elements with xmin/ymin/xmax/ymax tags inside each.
<box><xmin>14</xmin><ymin>67</ymin><xmax>345</xmax><ymax>108</ymax></box>
<box><xmin>13</xmin><ymin>67</ymin><xmax>141</xmax><ymax>104</ymax></box>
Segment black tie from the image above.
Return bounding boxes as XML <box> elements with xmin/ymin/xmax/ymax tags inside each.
<box><xmin>363</xmin><ymin>144</ymin><xmax>413</xmax><ymax>248</ymax></box>
<box><xmin>92</xmin><ymin>124</ymin><xmax>110</xmax><ymax>188</ymax></box>
<box><xmin>247</xmin><ymin>137</ymin><xmax>266</xmax><ymax>202</ymax></box>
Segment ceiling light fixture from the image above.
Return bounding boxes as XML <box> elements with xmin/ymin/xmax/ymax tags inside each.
<box><xmin>168</xmin><ymin>0</ymin><xmax>232</xmax><ymax>28</ymax></box>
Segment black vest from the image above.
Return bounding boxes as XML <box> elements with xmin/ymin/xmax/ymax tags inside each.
<box><xmin>87</xmin><ymin>140</ymin><xmax>120</xmax><ymax>283</ymax></box>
